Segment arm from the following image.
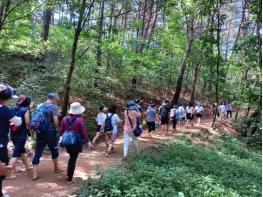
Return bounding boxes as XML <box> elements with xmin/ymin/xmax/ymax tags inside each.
<box><xmin>24</xmin><ymin>110</ymin><xmax>30</xmax><ymax>130</ymax></box>
<box><xmin>53</xmin><ymin>116</ymin><xmax>59</xmax><ymax>129</ymax></box>
<box><xmin>79</xmin><ymin>118</ymin><xmax>90</xmax><ymax>143</ymax></box>
<box><xmin>59</xmin><ymin>119</ymin><xmax>65</xmax><ymax>136</ymax></box>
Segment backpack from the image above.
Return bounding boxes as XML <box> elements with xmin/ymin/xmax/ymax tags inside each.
<box><xmin>160</xmin><ymin>106</ymin><xmax>169</xmax><ymax>118</ymax></box>
<box><xmin>127</xmin><ymin>110</ymin><xmax>142</xmax><ymax>137</ymax></box>
<box><xmin>170</xmin><ymin>108</ymin><xmax>178</xmax><ymax>119</ymax></box>
<box><xmin>10</xmin><ymin>107</ymin><xmax>27</xmax><ymax>132</ymax></box>
<box><xmin>31</xmin><ymin>103</ymin><xmax>52</xmax><ymax>132</ymax></box>
<box><xmin>104</xmin><ymin>113</ymin><xmax>114</xmax><ymax>132</ymax></box>
<box><xmin>60</xmin><ymin>117</ymin><xmax>81</xmax><ymax>147</ymax></box>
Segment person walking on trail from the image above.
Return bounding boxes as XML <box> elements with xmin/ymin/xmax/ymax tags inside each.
<box><xmin>123</xmin><ymin>100</ymin><xmax>141</xmax><ymax>161</ymax></box>
<box><xmin>0</xmin><ymin>83</ymin><xmax>22</xmax><ymax>197</ymax></box>
<box><xmin>219</xmin><ymin>102</ymin><xmax>226</xmax><ymax>120</ymax></box>
<box><xmin>31</xmin><ymin>93</ymin><xmax>61</xmax><ymax>181</ymax></box>
<box><xmin>135</xmin><ymin>99</ymin><xmax>143</xmax><ymax>112</ymax></box>
<box><xmin>212</xmin><ymin>103</ymin><xmax>218</xmax><ymax>117</ymax></box>
<box><xmin>60</xmin><ymin>102</ymin><xmax>91</xmax><ymax>184</ymax></box>
<box><xmin>178</xmin><ymin>104</ymin><xmax>186</xmax><ymax>125</ymax></box>
<box><xmin>159</xmin><ymin>100</ymin><xmax>170</xmax><ymax>136</ymax></box>
<box><xmin>225</xmin><ymin>101</ymin><xmax>232</xmax><ymax>118</ymax></box>
<box><xmin>170</xmin><ymin>105</ymin><xmax>180</xmax><ymax>132</ymax></box>
<box><xmin>8</xmin><ymin>96</ymin><xmax>32</xmax><ymax>179</ymax></box>
<box><xmin>91</xmin><ymin>106</ymin><xmax>108</xmax><ymax>149</ymax></box>
<box><xmin>146</xmin><ymin>101</ymin><xmax>156</xmax><ymax>138</ymax></box>
<box><xmin>185</xmin><ymin>102</ymin><xmax>194</xmax><ymax>128</ymax></box>
<box><xmin>194</xmin><ymin>103</ymin><xmax>204</xmax><ymax>126</ymax></box>
<box><xmin>100</xmin><ymin>105</ymin><xmax>121</xmax><ymax>157</ymax></box>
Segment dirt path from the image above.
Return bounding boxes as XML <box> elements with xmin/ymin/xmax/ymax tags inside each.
<box><xmin>3</xmin><ymin>119</ymin><xmax>237</xmax><ymax>197</ymax></box>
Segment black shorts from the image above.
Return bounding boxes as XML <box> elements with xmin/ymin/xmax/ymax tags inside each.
<box><xmin>147</xmin><ymin>122</ymin><xmax>156</xmax><ymax>132</ymax></box>
<box><xmin>161</xmin><ymin>117</ymin><xmax>169</xmax><ymax>125</ymax></box>
<box><xmin>186</xmin><ymin>113</ymin><xmax>193</xmax><ymax>120</ymax></box>
<box><xmin>196</xmin><ymin>113</ymin><xmax>203</xmax><ymax>118</ymax></box>
<box><xmin>96</xmin><ymin>125</ymin><xmax>102</xmax><ymax>132</ymax></box>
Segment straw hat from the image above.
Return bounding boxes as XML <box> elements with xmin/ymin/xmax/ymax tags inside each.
<box><xmin>68</xmin><ymin>102</ymin><xmax>85</xmax><ymax>115</ymax></box>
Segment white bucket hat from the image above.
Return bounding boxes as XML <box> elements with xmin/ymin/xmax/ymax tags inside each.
<box><xmin>68</xmin><ymin>102</ymin><xmax>85</xmax><ymax>115</ymax></box>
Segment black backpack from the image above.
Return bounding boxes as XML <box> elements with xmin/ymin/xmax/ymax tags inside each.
<box><xmin>160</xmin><ymin>106</ymin><xmax>169</xmax><ymax>118</ymax></box>
<box><xmin>104</xmin><ymin>113</ymin><xmax>114</xmax><ymax>132</ymax></box>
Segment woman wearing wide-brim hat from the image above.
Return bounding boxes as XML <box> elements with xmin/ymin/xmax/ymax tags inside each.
<box><xmin>60</xmin><ymin>102</ymin><xmax>91</xmax><ymax>183</ymax></box>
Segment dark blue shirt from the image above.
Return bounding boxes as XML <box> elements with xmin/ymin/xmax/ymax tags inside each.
<box><xmin>10</xmin><ymin>107</ymin><xmax>28</xmax><ymax>138</ymax></box>
<box><xmin>40</xmin><ymin>102</ymin><xmax>59</xmax><ymax>131</ymax></box>
<box><xmin>0</xmin><ymin>105</ymin><xmax>15</xmax><ymax>147</ymax></box>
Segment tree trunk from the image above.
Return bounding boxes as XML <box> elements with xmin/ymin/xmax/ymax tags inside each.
<box><xmin>41</xmin><ymin>8</ymin><xmax>52</xmax><ymax>41</ymax></box>
<box><xmin>212</xmin><ymin>3</ymin><xmax>221</xmax><ymax>128</ymax></box>
<box><xmin>172</xmin><ymin>20</ymin><xmax>194</xmax><ymax>105</ymax></box>
<box><xmin>61</xmin><ymin>0</ymin><xmax>89</xmax><ymax>119</ymax></box>
<box><xmin>190</xmin><ymin>62</ymin><xmax>201</xmax><ymax>104</ymax></box>
<box><xmin>96</xmin><ymin>0</ymin><xmax>105</xmax><ymax>68</ymax></box>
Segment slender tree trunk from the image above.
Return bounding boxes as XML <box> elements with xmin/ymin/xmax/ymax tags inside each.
<box><xmin>61</xmin><ymin>0</ymin><xmax>90</xmax><ymax>119</ymax></box>
<box><xmin>190</xmin><ymin>62</ymin><xmax>201</xmax><ymax>103</ymax></box>
<box><xmin>41</xmin><ymin>8</ymin><xmax>52</xmax><ymax>41</ymax></box>
<box><xmin>96</xmin><ymin>0</ymin><xmax>105</xmax><ymax>68</ymax></box>
<box><xmin>212</xmin><ymin>3</ymin><xmax>221</xmax><ymax>127</ymax></box>
<box><xmin>172</xmin><ymin>20</ymin><xmax>194</xmax><ymax>105</ymax></box>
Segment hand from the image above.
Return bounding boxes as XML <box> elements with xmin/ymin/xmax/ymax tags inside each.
<box><xmin>0</xmin><ymin>163</ymin><xmax>10</xmax><ymax>176</ymax></box>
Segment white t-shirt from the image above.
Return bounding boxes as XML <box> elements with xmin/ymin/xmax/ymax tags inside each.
<box><xmin>186</xmin><ymin>106</ymin><xmax>193</xmax><ymax>114</ymax></box>
<box><xmin>220</xmin><ymin>105</ymin><xmax>226</xmax><ymax>113</ymax></box>
<box><xmin>96</xmin><ymin>112</ymin><xmax>106</xmax><ymax>126</ymax></box>
<box><xmin>194</xmin><ymin>106</ymin><xmax>204</xmax><ymax>114</ymax></box>
<box><xmin>106</xmin><ymin>113</ymin><xmax>120</xmax><ymax>134</ymax></box>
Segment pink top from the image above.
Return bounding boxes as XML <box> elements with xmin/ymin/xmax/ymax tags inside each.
<box><xmin>124</xmin><ymin>110</ymin><xmax>141</xmax><ymax>133</ymax></box>
<box><xmin>60</xmin><ymin>115</ymin><xmax>90</xmax><ymax>142</ymax></box>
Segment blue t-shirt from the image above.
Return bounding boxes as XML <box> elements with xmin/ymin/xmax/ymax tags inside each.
<box><xmin>0</xmin><ymin>105</ymin><xmax>15</xmax><ymax>147</ymax></box>
<box><xmin>147</xmin><ymin>107</ymin><xmax>156</xmax><ymax>122</ymax></box>
<box><xmin>10</xmin><ymin>106</ymin><xmax>28</xmax><ymax>138</ymax></box>
<box><xmin>39</xmin><ymin>102</ymin><xmax>59</xmax><ymax>131</ymax></box>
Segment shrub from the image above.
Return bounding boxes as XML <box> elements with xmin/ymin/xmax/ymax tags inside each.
<box><xmin>78</xmin><ymin>135</ymin><xmax>261</xmax><ymax>197</ymax></box>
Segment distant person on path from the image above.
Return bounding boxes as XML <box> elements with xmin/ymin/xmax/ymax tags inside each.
<box><xmin>219</xmin><ymin>102</ymin><xmax>226</xmax><ymax>120</ymax></box>
<box><xmin>194</xmin><ymin>103</ymin><xmax>204</xmax><ymax>126</ymax></box>
<box><xmin>159</xmin><ymin>100</ymin><xmax>170</xmax><ymax>136</ymax></box>
<box><xmin>101</xmin><ymin>105</ymin><xmax>121</xmax><ymax>157</ymax></box>
<box><xmin>135</xmin><ymin>99</ymin><xmax>143</xmax><ymax>112</ymax></box>
<box><xmin>0</xmin><ymin>83</ymin><xmax>22</xmax><ymax>197</ymax></box>
<box><xmin>185</xmin><ymin>102</ymin><xmax>194</xmax><ymax>128</ymax></box>
<box><xmin>8</xmin><ymin>95</ymin><xmax>32</xmax><ymax>178</ymax></box>
<box><xmin>60</xmin><ymin>102</ymin><xmax>91</xmax><ymax>183</ymax></box>
<box><xmin>91</xmin><ymin>106</ymin><xmax>108</xmax><ymax>148</ymax></box>
<box><xmin>31</xmin><ymin>93</ymin><xmax>60</xmax><ymax>181</ymax></box>
<box><xmin>170</xmin><ymin>105</ymin><xmax>179</xmax><ymax>132</ymax></box>
<box><xmin>123</xmin><ymin>100</ymin><xmax>141</xmax><ymax>160</ymax></box>
<box><xmin>212</xmin><ymin>103</ymin><xmax>218</xmax><ymax>117</ymax></box>
<box><xmin>146</xmin><ymin>101</ymin><xmax>156</xmax><ymax>138</ymax></box>
<box><xmin>225</xmin><ymin>101</ymin><xmax>232</xmax><ymax>118</ymax></box>
<box><xmin>178</xmin><ymin>104</ymin><xmax>186</xmax><ymax>125</ymax></box>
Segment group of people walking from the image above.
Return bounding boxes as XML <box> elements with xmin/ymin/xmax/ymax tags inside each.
<box><xmin>146</xmin><ymin>100</ymin><xmax>205</xmax><ymax>137</ymax></box>
<box><xmin>0</xmin><ymin>82</ymin><xmax>225</xmax><ymax>197</ymax></box>
<box><xmin>212</xmin><ymin>101</ymin><xmax>233</xmax><ymax>120</ymax></box>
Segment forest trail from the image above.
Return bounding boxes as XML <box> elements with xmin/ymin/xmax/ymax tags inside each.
<box><xmin>3</xmin><ymin>118</ymin><xmax>238</xmax><ymax>197</ymax></box>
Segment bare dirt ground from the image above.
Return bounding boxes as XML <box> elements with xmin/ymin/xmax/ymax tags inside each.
<box><xmin>3</xmin><ymin>118</ymin><xmax>238</xmax><ymax>197</ymax></box>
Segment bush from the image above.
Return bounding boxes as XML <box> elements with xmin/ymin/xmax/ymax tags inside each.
<box><xmin>78</xmin><ymin>136</ymin><xmax>261</xmax><ymax>197</ymax></box>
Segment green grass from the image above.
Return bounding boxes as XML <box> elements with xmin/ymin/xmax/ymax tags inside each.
<box><xmin>78</xmin><ymin>134</ymin><xmax>261</xmax><ymax>197</ymax></box>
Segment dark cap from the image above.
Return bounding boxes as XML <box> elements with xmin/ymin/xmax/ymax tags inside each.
<box><xmin>47</xmin><ymin>93</ymin><xmax>60</xmax><ymax>100</ymax></box>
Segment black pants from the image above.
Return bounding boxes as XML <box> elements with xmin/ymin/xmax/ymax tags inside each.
<box><xmin>172</xmin><ymin>119</ymin><xmax>177</xmax><ymax>129</ymax></box>
<box><xmin>147</xmin><ymin>122</ymin><xmax>155</xmax><ymax>133</ymax></box>
<box><xmin>67</xmin><ymin>151</ymin><xmax>79</xmax><ymax>182</ymax></box>
<box><xmin>227</xmin><ymin>111</ymin><xmax>232</xmax><ymax>118</ymax></box>
<box><xmin>0</xmin><ymin>147</ymin><xmax>9</xmax><ymax>196</ymax></box>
